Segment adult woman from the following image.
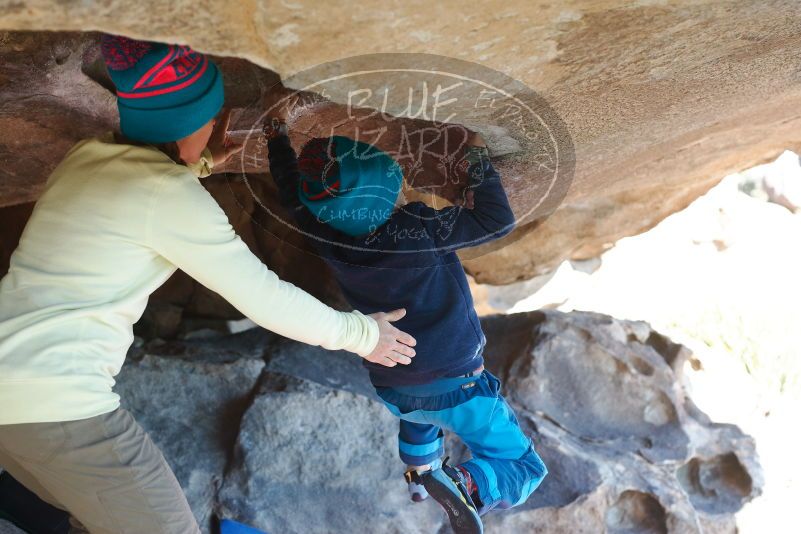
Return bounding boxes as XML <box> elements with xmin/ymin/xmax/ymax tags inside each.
<box><xmin>0</xmin><ymin>36</ymin><xmax>415</xmax><ymax>533</ymax></box>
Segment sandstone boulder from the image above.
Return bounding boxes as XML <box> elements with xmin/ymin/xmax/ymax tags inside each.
<box><xmin>3</xmin><ymin>2</ymin><xmax>801</xmax><ymax>282</ymax></box>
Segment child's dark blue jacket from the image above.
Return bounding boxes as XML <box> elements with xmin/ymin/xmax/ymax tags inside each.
<box><xmin>267</xmin><ymin>134</ymin><xmax>515</xmax><ymax>387</ymax></box>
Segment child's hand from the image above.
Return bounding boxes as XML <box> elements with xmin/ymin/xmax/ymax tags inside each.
<box><xmin>365</xmin><ymin>309</ymin><xmax>417</xmax><ymax>367</ymax></box>
<box><xmin>453</xmin><ymin>189</ymin><xmax>475</xmax><ymax>209</ymax></box>
<box><xmin>208</xmin><ymin>108</ymin><xmax>244</xmax><ymax>165</ymax></box>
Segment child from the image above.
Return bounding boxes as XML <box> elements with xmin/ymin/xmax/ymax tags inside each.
<box><xmin>264</xmin><ymin>107</ymin><xmax>548</xmax><ymax>533</ymax></box>
<box><xmin>0</xmin><ymin>36</ymin><xmax>414</xmax><ymax>533</ymax></box>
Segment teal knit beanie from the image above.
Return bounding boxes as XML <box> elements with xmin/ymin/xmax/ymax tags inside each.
<box><xmin>100</xmin><ymin>35</ymin><xmax>224</xmax><ymax>143</ymax></box>
<box><xmin>298</xmin><ymin>136</ymin><xmax>404</xmax><ymax>237</ymax></box>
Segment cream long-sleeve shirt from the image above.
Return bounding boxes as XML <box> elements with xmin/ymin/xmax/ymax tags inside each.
<box><xmin>0</xmin><ymin>136</ymin><xmax>379</xmax><ymax>424</ymax></box>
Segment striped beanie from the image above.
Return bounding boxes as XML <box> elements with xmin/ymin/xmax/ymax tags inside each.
<box><xmin>298</xmin><ymin>136</ymin><xmax>403</xmax><ymax>237</ymax></box>
<box><xmin>100</xmin><ymin>35</ymin><xmax>224</xmax><ymax>143</ymax></box>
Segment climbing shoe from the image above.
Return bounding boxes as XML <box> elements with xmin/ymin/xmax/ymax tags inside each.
<box><xmin>421</xmin><ymin>462</ymin><xmax>483</xmax><ymax>534</ymax></box>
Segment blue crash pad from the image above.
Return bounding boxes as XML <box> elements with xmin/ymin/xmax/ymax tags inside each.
<box><xmin>219</xmin><ymin>518</ymin><xmax>268</xmax><ymax>534</ymax></box>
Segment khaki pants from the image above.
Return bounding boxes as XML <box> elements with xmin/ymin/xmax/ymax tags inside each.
<box><xmin>0</xmin><ymin>408</ymin><xmax>200</xmax><ymax>534</ymax></box>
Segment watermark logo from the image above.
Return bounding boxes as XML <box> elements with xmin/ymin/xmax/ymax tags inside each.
<box><xmin>233</xmin><ymin>53</ymin><xmax>574</xmax><ymax>259</ymax></box>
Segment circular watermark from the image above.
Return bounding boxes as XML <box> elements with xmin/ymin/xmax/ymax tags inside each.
<box><xmin>232</xmin><ymin>53</ymin><xmax>574</xmax><ymax>260</ymax></box>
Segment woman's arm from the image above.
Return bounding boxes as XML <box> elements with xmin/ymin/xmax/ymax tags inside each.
<box><xmin>146</xmin><ymin>170</ymin><xmax>415</xmax><ymax>365</ymax></box>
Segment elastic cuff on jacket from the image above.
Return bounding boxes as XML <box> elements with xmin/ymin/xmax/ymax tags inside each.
<box><xmin>350</xmin><ymin>311</ymin><xmax>379</xmax><ymax>357</ymax></box>
<box><xmin>186</xmin><ymin>147</ymin><xmax>214</xmax><ymax>178</ymax></box>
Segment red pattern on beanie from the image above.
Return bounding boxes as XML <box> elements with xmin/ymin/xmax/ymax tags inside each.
<box><xmin>298</xmin><ymin>137</ymin><xmax>336</xmax><ymax>179</ymax></box>
<box><xmin>298</xmin><ymin>137</ymin><xmax>341</xmax><ymax>199</ymax></box>
<box><xmin>101</xmin><ymin>35</ymin><xmax>153</xmax><ymax>71</ymax></box>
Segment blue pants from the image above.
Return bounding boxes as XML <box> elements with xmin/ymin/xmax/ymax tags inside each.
<box><xmin>375</xmin><ymin>371</ymin><xmax>547</xmax><ymax>514</ymax></box>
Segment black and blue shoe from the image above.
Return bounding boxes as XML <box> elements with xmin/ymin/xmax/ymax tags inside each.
<box><xmin>421</xmin><ymin>462</ymin><xmax>483</xmax><ymax>534</ymax></box>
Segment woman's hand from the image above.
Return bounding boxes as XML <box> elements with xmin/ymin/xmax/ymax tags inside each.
<box><xmin>208</xmin><ymin>108</ymin><xmax>244</xmax><ymax>165</ymax></box>
<box><xmin>365</xmin><ymin>309</ymin><xmax>417</xmax><ymax>367</ymax></box>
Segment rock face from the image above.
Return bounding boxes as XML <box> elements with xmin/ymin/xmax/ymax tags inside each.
<box><xmin>115</xmin><ymin>351</ymin><xmax>265</xmax><ymax>530</ymax></box>
<box><xmin>478</xmin><ymin>312</ymin><xmax>761</xmax><ymax>534</ymax></box>
<box><xmin>0</xmin><ymin>519</ymin><xmax>25</xmax><ymax>534</ymax></box>
<box><xmin>107</xmin><ymin>311</ymin><xmax>761</xmax><ymax>533</ymax></box>
<box><xmin>217</xmin><ymin>375</ymin><xmax>446</xmax><ymax>534</ymax></box>
<box><xmin>0</xmin><ymin>32</ymin><xmax>116</xmax><ymax>207</ymax></box>
<box><xmin>3</xmin><ymin>3</ymin><xmax>801</xmax><ymax>282</ymax></box>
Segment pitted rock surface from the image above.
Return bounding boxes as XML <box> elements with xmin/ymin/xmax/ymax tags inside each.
<box><xmin>110</xmin><ymin>311</ymin><xmax>763</xmax><ymax>533</ymax></box>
